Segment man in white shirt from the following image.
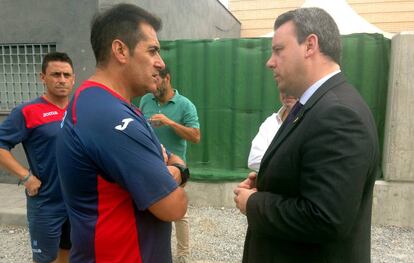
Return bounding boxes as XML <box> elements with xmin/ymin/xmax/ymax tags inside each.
<box><xmin>247</xmin><ymin>92</ymin><xmax>296</xmax><ymax>171</ymax></box>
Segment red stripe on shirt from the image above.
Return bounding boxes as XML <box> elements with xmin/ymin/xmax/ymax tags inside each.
<box><xmin>95</xmin><ymin>175</ymin><xmax>142</xmax><ymax>263</ymax></box>
<box><xmin>22</xmin><ymin>102</ymin><xmax>66</xmax><ymax>129</ymax></box>
<box><xmin>72</xmin><ymin>80</ymin><xmax>132</xmax><ymax>124</ymax></box>
<box><xmin>71</xmin><ymin>83</ymin><xmax>91</xmax><ymax>124</ymax></box>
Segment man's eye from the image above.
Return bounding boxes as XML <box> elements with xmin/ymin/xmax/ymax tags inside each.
<box><xmin>149</xmin><ymin>47</ymin><xmax>160</xmax><ymax>55</ymax></box>
<box><xmin>274</xmin><ymin>48</ymin><xmax>282</xmax><ymax>54</ymax></box>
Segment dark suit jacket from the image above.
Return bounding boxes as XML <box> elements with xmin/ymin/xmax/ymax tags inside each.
<box><xmin>243</xmin><ymin>73</ymin><xmax>379</xmax><ymax>263</ymax></box>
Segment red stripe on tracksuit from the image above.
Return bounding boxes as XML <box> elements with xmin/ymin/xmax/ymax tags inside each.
<box><xmin>22</xmin><ymin>103</ymin><xmax>65</xmax><ymax>129</ymax></box>
<box><xmin>72</xmin><ymin>81</ymin><xmax>130</xmax><ymax>124</ymax></box>
<box><xmin>95</xmin><ymin>176</ymin><xmax>142</xmax><ymax>263</ymax></box>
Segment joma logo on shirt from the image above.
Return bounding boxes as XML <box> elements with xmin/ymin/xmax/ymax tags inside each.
<box><xmin>115</xmin><ymin>118</ymin><xmax>134</xmax><ymax>131</ymax></box>
<box><xmin>43</xmin><ymin>111</ymin><xmax>58</xmax><ymax>118</ymax></box>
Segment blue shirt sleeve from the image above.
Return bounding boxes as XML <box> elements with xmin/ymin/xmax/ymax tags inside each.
<box><xmin>0</xmin><ymin>106</ymin><xmax>29</xmax><ymax>150</ymax></box>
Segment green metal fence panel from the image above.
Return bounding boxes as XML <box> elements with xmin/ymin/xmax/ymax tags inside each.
<box><xmin>341</xmin><ymin>33</ymin><xmax>390</xmax><ymax>173</ymax></box>
<box><xmin>134</xmin><ymin>34</ymin><xmax>390</xmax><ymax>182</ymax></box>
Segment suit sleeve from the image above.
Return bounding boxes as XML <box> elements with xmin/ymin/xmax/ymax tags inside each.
<box><xmin>246</xmin><ymin>103</ymin><xmax>378</xmax><ymax>242</ymax></box>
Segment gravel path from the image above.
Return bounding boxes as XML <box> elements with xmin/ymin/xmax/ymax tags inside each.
<box><xmin>1</xmin><ymin>206</ymin><xmax>413</xmax><ymax>263</ymax></box>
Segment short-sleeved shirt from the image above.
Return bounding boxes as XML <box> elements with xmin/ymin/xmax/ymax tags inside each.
<box><xmin>139</xmin><ymin>90</ymin><xmax>200</xmax><ymax>161</ymax></box>
<box><xmin>56</xmin><ymin>80</ymin><xmax>178</xmax><ymax>263</ymax></box>
<box><xmin>0</xmin><ymin>96</ymin><xmax>67</xmax><ymax>216</ymax></box>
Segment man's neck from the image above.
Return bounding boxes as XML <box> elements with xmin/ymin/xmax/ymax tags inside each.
<box><xmin>307</xmin><ymin>59</ymin><xmax>340</xmax><ymax>88</ymax></box>
<box><xmin>158</xmin><ymin>87</ymin><xmax>175</xmax><ymax>104</ymax></box>
<box><xmin>89</xmin><ymin>68</ymin><xmax>132</xmax><ymax>101</ymax></box>
<box><xmin>43</xmin><ymin>93</ymin><xmax>69</xmax><ymax>109</ymax></box>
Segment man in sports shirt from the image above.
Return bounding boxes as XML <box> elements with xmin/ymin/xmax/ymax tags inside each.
<box><xmin>56</xmin><ymin>4</ymin><xmax>188</xmax><ymax>263</ymax></box>
<box><xmin>140</xmin><ymin>67</ymin><xmax>200</xmax><ymax>263</ymax></box>
<box><xmin>0</xmin><ymin>52</ymin><xmax>74</xmax><ymax>263</ymax></box>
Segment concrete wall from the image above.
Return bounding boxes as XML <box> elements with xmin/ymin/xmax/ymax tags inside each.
<box><xmin>0</xmin><ymin>0</ymin><xmax>98</xmax><ymax>93</ymax></box>
<box><xmin>374</xmin><ymin>32</ymin><xmax>414</xmax><ymax>227</ymax></box>
<box><xmin>372</xmin><ymin>181</ymin><xmax>414</xmax><ymax>227</ymax></box>
<box><xmin>99</xmin><ymin>0</ymin><xmax>241</xmax><ymax>40</ymax></box>
<box><xmin>382</xmin><ymin>32</ymin><xmax>414</xmax><ymax>182</ymax></box>
<box><xmin>186</xmin><ymin>180</ymin><xmax>414</xmax><ymax>228</ymax></box>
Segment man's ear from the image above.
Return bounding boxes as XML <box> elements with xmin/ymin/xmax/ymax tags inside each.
<box><xmin>112</xmin><ymin>39</ymin><xmax>129</xmax><ymax>64</ymax></box>
<box><xmin>165</xmin><ymin>73</ymin><xmax>171</xmax><ymax>83</ymax></box>
<box><xmin>40</xmin><ymin>72</ymin><xmax>46</xmax><ymax>85</ymax></box>
<box><xmin>304</xmin><ymin>34</ymin><xmax>318</xmax><ymax>58</ymax></box>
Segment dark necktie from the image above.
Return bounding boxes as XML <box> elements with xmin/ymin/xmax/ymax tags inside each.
<box><xmin>285</xmin><ymin>101</ymin><xmax>303</xmax><ymax>124</ymax></box>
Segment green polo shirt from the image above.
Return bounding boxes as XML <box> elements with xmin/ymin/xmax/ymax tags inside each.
<box><xmin>139</xmin><ymin>90</ymin><xmax>200</xmax><ymax>161</ymax></box>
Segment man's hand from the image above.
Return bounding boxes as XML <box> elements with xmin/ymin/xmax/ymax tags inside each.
<box><xmin>167</xmin><ymin>165</ymin><xmax>182</xmax><ymax>185</ymax></box>
<box><xmin>161</xmin><ymin>144</ymin><xmax>168</xmax><ymax>164</ymax></box>
<box><xmin>0</xmin><ymin>149</ymin><xmax>41</xmax><ymax>197</ymax></box>
<box><xmin>25</xmin><ymin>174</ymin><xmax>41</xmax><ymax>196</ymax></box>
<box><xmin>234</xmin><ymin>187</ymin><xmax>257</xmax><ymax>215</ymax></box>
<box><xmin>238</xmin><ymin>171</ymin><xmax>257</xmax><ymax>189</ymax></box>
<box><xmin>150</xmin><ymin>114</ymin><xmax>173</xmax><ymax>127</ymax></box>
<box><xmin>234</xmin><ymin>172</ymin><xmax>258</xmax><ymax>214</ymax></box>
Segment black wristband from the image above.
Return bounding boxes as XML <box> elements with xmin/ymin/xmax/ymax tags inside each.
<box><xmin>171</xmin><ymin>163</ymin><xmax>190</xmax><ymax>186</ymax></box>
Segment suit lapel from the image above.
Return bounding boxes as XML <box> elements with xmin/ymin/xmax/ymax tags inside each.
<box><xmin>261</xmin><ymin>105</ymin><xmax>305</xmax><ymax>168</ymax></box>
<box><xmin>260</xmin><ymin>73</ymin><xmax>347</xmax><ymax>171</ymax></box>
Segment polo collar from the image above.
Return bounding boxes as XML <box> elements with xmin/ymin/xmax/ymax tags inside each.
<box><xmin>152</xmin><ymin>89</ymin><xmax>179</xmax><ymax>104</ymax></box>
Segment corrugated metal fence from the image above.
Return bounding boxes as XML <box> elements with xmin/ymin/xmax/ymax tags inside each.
<box><xmin>134</xmin><ymin>34</ymin><xmax>390</xmax><ymax>181</ymax></box>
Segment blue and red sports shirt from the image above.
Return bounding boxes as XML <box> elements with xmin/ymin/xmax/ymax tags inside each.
<box><xmin>56</xmin><ymin>81</ymin><xmax>178</xmax><ymax>263</ymax></box>
<box><xmin>0</xmin><ymin>96</ymin><xmax>67</xmax><ymax>215</ymax></box>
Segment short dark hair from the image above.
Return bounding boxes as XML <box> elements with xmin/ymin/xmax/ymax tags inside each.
<box><xmin>274</xmin><ymin>7</ymin><xmax>341</xmax><ymax>65</ymax></box>
<box><xmin>41</xmin><ymin>52</ymin><xmax>73</xmax><ymax>74</ymax></box>
<box><xmin>90</xmin><ymin>3</ymin><xmax>162</xmax><ymax>66</ymax></box>
<box><xmin>159</xmin><ymin>66</ymin><xmax>170</xmax><ymax>79</ymax></box>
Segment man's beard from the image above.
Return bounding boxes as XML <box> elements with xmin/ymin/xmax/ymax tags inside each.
<box><xmin>154</xmin><ymin>82</ymin><xmax>167</xmax><ymax>99</ymax></box>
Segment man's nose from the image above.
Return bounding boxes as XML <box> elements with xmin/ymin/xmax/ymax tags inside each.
<box><xmin>266</xmin><ymin>56</ymin><xmax>276</xmax><ymax>69</ymax></box>
<box><xmin>155</xmin><ymin>54</ymin><xmax>165</xmax><ymax>70</ymax></box>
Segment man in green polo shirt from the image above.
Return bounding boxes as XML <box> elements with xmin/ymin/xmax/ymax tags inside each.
<box><xmin>140</xmin><ymin>67</ymin><xmax>200</xmax><ymax>263</ymax></box>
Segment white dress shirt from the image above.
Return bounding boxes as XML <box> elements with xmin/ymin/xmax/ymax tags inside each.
<box><xmin>247</xmin><ymin>106</ymin><xmax>287</xmax><ymax>171</ymax></box>
<box><xmin>247</xmin><ymin>70</ymin><xmax>341</xmax><ymax>172</ymax></box>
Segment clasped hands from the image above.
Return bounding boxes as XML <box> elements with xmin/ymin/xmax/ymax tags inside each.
<box><xmin>234</xmin><ymin>171</ymin><xmax>257</xmax><ymax>215</ymax></box>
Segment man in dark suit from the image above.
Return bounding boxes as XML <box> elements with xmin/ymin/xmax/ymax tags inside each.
<box><xmin>234</xmin><ymin>7</ymin><xmax>379</xmax><ymax>263</ymax></box>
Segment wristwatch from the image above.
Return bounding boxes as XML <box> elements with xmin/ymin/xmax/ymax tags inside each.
<box><xmin>171</xmin><ymin>163</ymin><xmax>190</xmax><ymax>186</ymax></box>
